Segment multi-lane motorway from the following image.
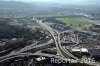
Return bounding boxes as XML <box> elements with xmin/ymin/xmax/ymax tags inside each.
<box><xmin>37</xmin><ymin>20</ymin><xmax>78</xmax><ymax>60</ymax></box>
<box><xmin>0</xmin><ymin>39</ymin><xmax>54</xmax><ymax>61</ymax></box>
<box><xmin>37</xmin><ymin>20</ymin><xmax>100</xmax><ymax>66</ymax></box>
<box><xmin>0</xmin><ymin>19</ymin><xmax>100</xmax><ymax>66</ymax></box>
<box><xmin>0</xmin><ymin>53</ymin><xmax>61</xmax><ymax>63</ymax></box>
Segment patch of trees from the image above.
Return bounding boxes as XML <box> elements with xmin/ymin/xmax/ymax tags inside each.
<box><xmin>0</xmin><ymin>18</ymin><xmax>49</xmax><ymax>54</ymax></box>
<box><xmin>43</xmin><ymin>18</ymin><xmax>66</xmax><ymax>25</ymax></box>
<box><xmin>0</xmin><ymin>25</ymin><xmax>33</xmax><ymax>39</ymax></box>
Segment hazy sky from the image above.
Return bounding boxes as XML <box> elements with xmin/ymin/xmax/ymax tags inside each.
<box><xmin>2</xmin><ymin>0</ymin><xmax>84</xmax><ymax>2</ymax></box>
<box><xmin>1</xmin><ymin>0</ymin><xmax>100</xmax><ymax>5</ymax></box>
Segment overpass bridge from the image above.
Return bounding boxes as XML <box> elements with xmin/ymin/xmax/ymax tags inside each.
<box><xmin>0</xmin><ymin>19</ymin><xmax>100</xmax><ymax>66</ymax></box>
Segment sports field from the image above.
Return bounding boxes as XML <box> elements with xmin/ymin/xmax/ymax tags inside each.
<box><xmin>56</xmin><ymin>18</ymin><xmax>91</xmax><ymax>27</ymax></box>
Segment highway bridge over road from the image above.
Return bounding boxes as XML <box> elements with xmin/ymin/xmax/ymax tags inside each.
<box><xmin>0</xmin><ymin>19</ymin><xmax>100</xmax><ymax>66</ymax></box>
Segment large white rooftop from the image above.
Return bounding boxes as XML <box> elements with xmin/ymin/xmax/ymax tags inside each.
<box><xmin>72</xmin><ymin>48</ymin><xmax>88</xmax><ymax>52</ymax></box>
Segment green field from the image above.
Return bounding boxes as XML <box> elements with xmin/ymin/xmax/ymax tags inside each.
<box><xmin>56</xmin><ymin>18</ymin><xmax>91</xmax><ymax>28</ymax></box>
